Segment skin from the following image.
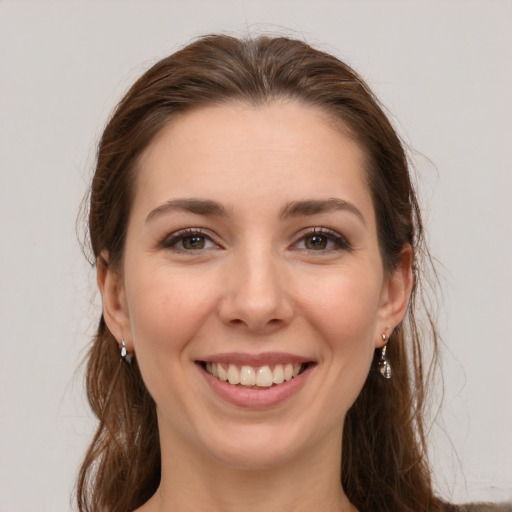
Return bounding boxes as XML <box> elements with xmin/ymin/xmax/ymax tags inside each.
<box><xmin>99</xmin><ymin>101</ymin><xmax>412</xmax><ymax>512</ymax></box>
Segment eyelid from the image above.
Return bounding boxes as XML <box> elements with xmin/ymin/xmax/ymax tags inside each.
<box><xmin>159</xmin><ymin>227</ymin><xmax>222</xmax><ymax>251</ymax></box>
<box><xmin>158</xmin><ymin>226</ymin><xmax>350</xmax><ymax>253</ymax></box>
<box><xmin>292</xmin><ymin>227</ymin><xmax>352</xmax><ymax>251</ymax></box>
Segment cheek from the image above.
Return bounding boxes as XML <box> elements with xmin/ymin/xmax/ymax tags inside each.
<box><xmin>123</xmin><ymin>266</ymin><xmax>222</xmax><ymax>426</ymax></box>
<box><xmin>124</xmin><ymin>266</ymin><xmax>218</xmax><ymax>363</ymax></box>
<box><xmin>291</xmin><ymin>268</ymin><xmax>383</xmax><ymax>428</ymax></box>
<box><xmin>298</xmin><ymin>267</ymin><xmax>382</xmax><ymax>396</ymax></box>
<box><xmin>300</xmin><ymin>267</ymin><xmax>382</xmax><ymax>346</ymax></box>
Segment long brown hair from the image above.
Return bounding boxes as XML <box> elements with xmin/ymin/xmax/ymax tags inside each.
<box><xmin>78</xmin><ymin>34</ymin><xmax>443</xmax><ymax>512</ymax></box>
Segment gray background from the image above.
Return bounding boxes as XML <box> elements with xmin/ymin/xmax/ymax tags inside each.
<box><xmin>0</xmin><ymin>1</ymin><xmax>511</xmax><ymax>510</ymax></box>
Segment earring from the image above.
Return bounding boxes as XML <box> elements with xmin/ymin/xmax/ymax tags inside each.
<box><xmin>120</xmin><ymin>340</ymin><xmax>132</xmax><ymax>364</ymax></box>
<box><xmin>377</xmin><ymin>333</ymin><xmax>392</xmax><ymax>379</ymax></box>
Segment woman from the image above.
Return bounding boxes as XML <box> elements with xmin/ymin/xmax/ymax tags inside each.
<box><xmin>77</xmin><ymin>34</ymin><xmax>500</xmax><ymax>512</ymax></box>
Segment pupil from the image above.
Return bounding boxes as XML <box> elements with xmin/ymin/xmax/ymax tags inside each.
<box><xmin>307</xmin><ymin>235</ymin><xmax>327</xmax><ymax>250</ymax></box>
<box><xmin>184</xmin><ymin>236</ymin><xmax>204</xmax><ymax>249</ymax></box>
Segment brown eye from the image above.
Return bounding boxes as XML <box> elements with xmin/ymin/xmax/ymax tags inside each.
<box><xmin>304</xmin><ymin>235</ymin><xmax>328</xmax><ymax>250</ymax></box>
<box><xmin>161</xmin><ymin>229</ymin><xmax>218</xmax><ymax>252</ymax></box>
<box><xmin>293</xmin><ymin>228</ymin><xmax>352</xmax><ymax>253</ymax></box>
<box><xmin>181</xmin><ymin>235</ymin><xmax>206</xmax><ymax>250</ymax></box>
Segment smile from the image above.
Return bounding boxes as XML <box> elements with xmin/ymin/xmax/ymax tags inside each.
<box><xmin>203</xmin><ymin>362</ymin><xmax>307</xmax><ymax>388</ymax></box>
<box><xmin>197</xmin><ymin>353</ymin><xmax>316</xmax><ymax>408</ymax></box>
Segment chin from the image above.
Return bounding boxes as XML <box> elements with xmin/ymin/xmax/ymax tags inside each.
<box><xmin>197</xmin><ymin>420</ymin><xmax>326</xmax><ymax>471</ymax></box>
<box><xmin>209</xmin><ymin>441</ymin><xmax>301</xmax><ymax>470</ymax></box>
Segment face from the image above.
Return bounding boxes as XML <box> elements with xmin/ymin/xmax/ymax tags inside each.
<box><xmin>101</xmin><ymin>102</ymin><xmax>411</xmax><ymax>469</ymax></box>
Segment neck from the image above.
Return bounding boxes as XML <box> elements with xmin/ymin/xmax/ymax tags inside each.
<box><xmin>141</xmin><ymin>423</ymin><xmax>356</xmax><ymax>512</ymax></box>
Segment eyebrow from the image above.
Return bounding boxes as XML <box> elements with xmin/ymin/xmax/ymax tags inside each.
<box><xmin>145</xmin><ymin>198</ymin><xmax>229</xmax><ymax>223</ymax></box>
<box><xmin>279</xmin><ymin>198</ymin><xmax>366</xmax><ymax>226</ymax></box>
<box><xmin>145</xmin><ymin>197</ymin><xmax>366</xmax><ymax>226</ymax></box>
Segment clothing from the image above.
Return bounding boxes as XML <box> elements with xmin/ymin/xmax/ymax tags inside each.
<box><xmin>458</xmin><ymin>504</ymin><xmax>512</xmax><ymax>512</ymax></box>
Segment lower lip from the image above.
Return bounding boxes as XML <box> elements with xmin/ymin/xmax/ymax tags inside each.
<box><xmin>198</xmin><ymin>364</ymin><xmax>313</xmax><ymax>409</ymax></box>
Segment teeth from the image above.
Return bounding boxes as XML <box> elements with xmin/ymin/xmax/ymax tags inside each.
<box><xmin>240</xmin><ymin>366</ymin><xmax>256</xmax><ymax>386</ymax></box>
<box><xmin>256</xmin><ymin>366</ymin><xmax>273</xmax><ymax>387</ymax></box>
<box><xmin>218</xmin><ymin>364</ymin><xmax>228</xmax><ymax>382</ymax></box>
<box><xmin>206</xmin><ymin>362</ymin><xmax>306</xmax><ymax>387</ymax></box>
<box><xmin>273</xmin><ymin>364</ymin><xmax>284</xmax><ymax>384</ymax></box>
<box><xmin>227</xmin><ymin>364</ymin><xmax>240</xmax><ymax>385</ymax></box>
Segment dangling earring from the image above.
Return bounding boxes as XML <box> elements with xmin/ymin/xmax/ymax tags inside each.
<box><xmin>120</xmin><ymin>340</ymin><xmax>132</xmax><ymax>364</ymax></box>
<box><xmin>377</xmin><ymin>333</ymin><xmax>392</xmax><ymax>379</ymax></box>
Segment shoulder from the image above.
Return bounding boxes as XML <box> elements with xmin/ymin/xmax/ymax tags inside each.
<box><xmin>456</xmin><ymin>504</ymin><xmax>512</xmax><ymax>512</ymax></box>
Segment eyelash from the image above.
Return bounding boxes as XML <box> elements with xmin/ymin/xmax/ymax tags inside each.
<box><xmin>294</xmin><ymin>228</ymin><xmax>352</xmax><ymax>252</ymax></box>
<box><xmin>160</xmin><ymin>228</ymin><xmax>219</xmax><ymax>252</ymax></box>
<box><xmin>159</xmin><ymin>227</ymin><xmax>352</xmax><ymax>253</ymax></box>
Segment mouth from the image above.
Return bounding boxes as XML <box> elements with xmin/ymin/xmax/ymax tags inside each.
<box><xmin>198</xmin><ymin>361</ymin><xmax>312</xmax><ymax>389</ymax></box>
<box><xmin>196</xmin><ymin>354</ymin><xmax>316</xmax><ymax>408</ymax></box>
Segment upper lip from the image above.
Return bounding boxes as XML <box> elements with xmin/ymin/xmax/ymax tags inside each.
<box><xmin>196</xmin><ymin>352</ymin><xmax>314</xmax><ymax>367</ymax></box>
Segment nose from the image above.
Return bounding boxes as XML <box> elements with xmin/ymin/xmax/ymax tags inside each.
<box><xmin>218</xmin><ymin>247</ymin><xmax>294</xmax><ymax>334</ymax></box>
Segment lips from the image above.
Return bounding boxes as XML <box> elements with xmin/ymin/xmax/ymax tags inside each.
<box><xmin>196</xmin><ymin>353</ymin><xmax>315</xmax><ymax>408</ymax></box>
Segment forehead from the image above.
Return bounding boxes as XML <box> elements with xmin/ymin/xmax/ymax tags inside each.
<box><xmin>134</xmin><ymin>101</ymin><xmax>374</xmax><ymax>221</ymax></box>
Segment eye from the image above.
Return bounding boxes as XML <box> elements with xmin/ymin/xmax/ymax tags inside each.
<box><xmin>294</xmin><ymin>228</ymin><xmax>351</xmax><ymax>252</ymax></box>
<box><xmin>161</xmin><ymin>229</ymin><xmax>218</xmax><ymax>252</ymax></box>
<box><xmin>303</xmin><ymin>234</ymin><xmax>331</xmax><ymax>250</ymax></box>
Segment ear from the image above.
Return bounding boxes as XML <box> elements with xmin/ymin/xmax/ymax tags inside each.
<box><xmin>375</xmin><ymin>244</ymin><xmax>413</xmax><ymax>347</ymax></box>
<box><xmin>97</xmin><ymin>251</ymin><xmax>132</xmax><ymax>349</ymax></box>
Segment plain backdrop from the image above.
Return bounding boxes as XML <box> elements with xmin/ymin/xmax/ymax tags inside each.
<box><xmin>0</xmin><ymin>1</ymin><xmax>511</xmax><ymax>510</ymax></box>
